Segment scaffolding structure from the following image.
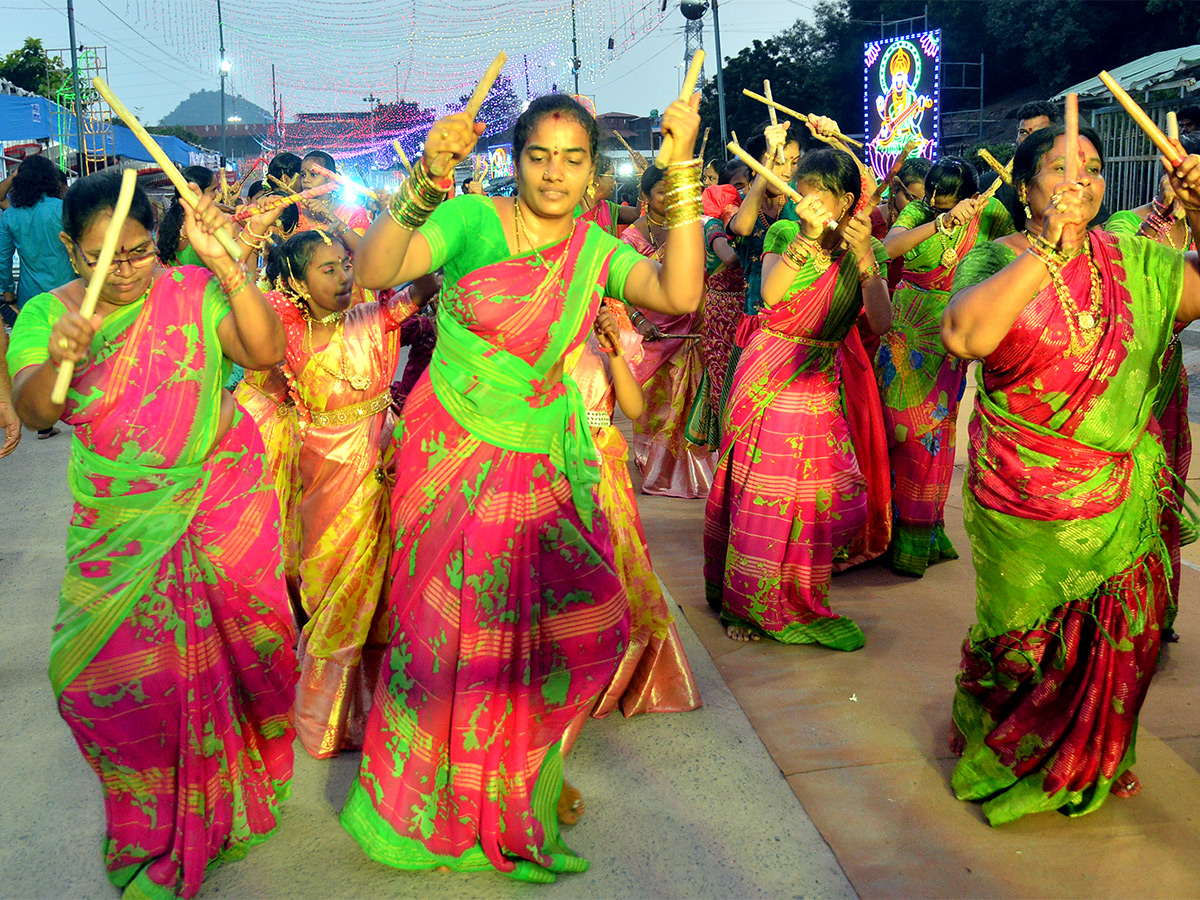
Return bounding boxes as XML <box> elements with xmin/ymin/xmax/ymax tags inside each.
<box><xmin>683</xmin><ymin>16</ymin><xmax>705</xmax><ymax>89</ymax></box>
<box><xmin>46</xmin><ymin>45</ymin><xmax>112</xmax><ymax>174</ymax></box>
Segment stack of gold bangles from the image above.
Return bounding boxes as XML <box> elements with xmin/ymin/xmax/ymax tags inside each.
<box><xmin>662</xmin><ymin>158</ymin><xmax>703</xmax><ymax>228</ymax></box>
<box><xmin>388</xmin><ymin>158</ymin><xmax>451</xmax><ymax>231</ymax></box>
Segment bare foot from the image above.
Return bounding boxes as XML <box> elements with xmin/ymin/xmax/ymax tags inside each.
<box><xmin>557</xmin><ymin>780</ymin><xmax>584</xmax><ymax>825</ymax></box>
<box><xmin>725</xmin><ymin>624</ymin><xmax>760</xmax><ymax>642</ymax></box>
<box><xmin>948</xmin><ymin>722</ymin><xmax>965</xmax><ymax>757</ymax></box>
<box><xmin>1112</xmin><ymin>770</ymin><xmax>1142</xmax><ymax>798</ymax></box>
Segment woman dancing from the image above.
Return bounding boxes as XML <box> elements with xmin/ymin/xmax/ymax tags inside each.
<box><xmin>264</xmin><ymin>230</ymin><xmax>433</xmax><ymax>758</ymax></box>
<box><xmin>340</xmin><ymin>91</ymin><xmax>703</xmax><ymax>881</ymax></box>
<box><xmin>625</xmin><ymin>164</ymin><xmax>716</xmax><ymax>497</ymax></box>
<box><xmin>943</xmin><ymin>125</ymin><xmax>1200</xmax><ymax>823</ymax></box>
<box><xmin>704</xmin><ymin>148</ymin><xmax>891</xmax><ymax>648</ymax></box>
<box><xmin>877</xmin><ymin>157</ymin><xmax>1013</xmax><ymax>576</ymax></box>
<box><xmin>5</xmin><ymin>171</ymin><xmax>296</xmax><ymax>897</ymax></box>
<box><xmin>1105</xmin><ymin>134</ymin><xmax>1200</xmax><ymax>639</ymax></box>
<box><xmin>560</xmin><ymin>303</ymin><xmax>701</xmax><ymax>766</ymax></box>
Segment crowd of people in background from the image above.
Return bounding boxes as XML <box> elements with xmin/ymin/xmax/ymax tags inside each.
<box><xmin>2</xmin><ymin>77</ymin><xmax>1200</xmax><ymax>897</ymax></box>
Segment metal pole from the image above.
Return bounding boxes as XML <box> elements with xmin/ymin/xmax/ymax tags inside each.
<box><xmin>66</xmin><ymin>0</ymin><xmax>85</xmax><ymax>174</ymax></box>
<box><xmin>218</xmin><ymin>0</ymin><xmax>226</xmax><ymax>164</ymax></box>
<box><xmin>571</xmin><ymin>0</ymin><xmax>581</xmax><ymax>95</ymax></box>
<box><xmin>978</xmin><ymin>53</ymin><xmax>985</xmax><ymax>141</ymax></box>
<box><xmin>711</xmin><ymin>0</ymin><xmax>729</xmax><ymax>157</ymax></box>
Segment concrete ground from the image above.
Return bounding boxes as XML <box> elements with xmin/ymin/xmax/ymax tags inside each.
<box><xmin>0</xmin><ymin>425</ymin><xmax>851</xmax><ymax>900</ymax></box>
<box><xmin>2</xmin><ymin>357</ymin><xmax>1199</xmax><ymax>899</ymax></box>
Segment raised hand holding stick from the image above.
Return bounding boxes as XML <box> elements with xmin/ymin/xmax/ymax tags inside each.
<box><xmin>51</xmin><ymin>170</ymin><xmax>136</xmax><ymax>404</ymax></box>
<box><xmin>655</xmin><ymin>50</ymin><xmax>705</xmax><ymax>167</ymax></box>
<box><xmin>92</xmin><ymin>77</ymin><xmax>242</xmax><ymax>261</ymax></box>
<box><xmin>741</xmin><ymin>88</ymin><xmax>863</xmax><ymax>148</ymax></box>
<box><xmin>763</xmin><ymin>80</ymin><xmax>787</xmax><ymax>164</ymax></box>
<box><xmin>1099</xmin><ymin>70</ymin><xmax>1185</xmax><ymax>166</ymax></box>
<box><xmin>428</xmin><ymin>52</ymin><xmax>507</xmax><ymax>179</ymax></box>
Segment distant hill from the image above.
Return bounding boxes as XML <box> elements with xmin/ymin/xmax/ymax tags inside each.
<box><xmin>160</xmin><ymin>90</ymin><xmax>271</xmax><ymax>127</ymax></box>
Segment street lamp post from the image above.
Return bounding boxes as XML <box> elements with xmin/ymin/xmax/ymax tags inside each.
<box><xmin>218</xmin><ymin>0</ymin><xmax>230</xmax><ymax>164</ymax></box>
<box><xmin>681</xmin><ymin>0</ymin><xmax>728</xmax><ymax>156</ymax></box>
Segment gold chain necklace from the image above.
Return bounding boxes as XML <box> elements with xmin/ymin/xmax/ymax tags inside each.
<box><xmin>934</xmin><ymin>213</ymin><xmax>964</xmax><ymax>268</ymax></box>
<box><xmin>304</xmin><ymin>315</ymin><xmax>369</xmax><ymax>391</ymax></box>
<box><xmin>1042</xmin><ymin>239</ymin><xmax>1104</xmax><ymax>356</ymax></box>
<box><xmin>514</xmin><ymin>198</ymin><xmax>577</xmax><ymax>265</ymax></box>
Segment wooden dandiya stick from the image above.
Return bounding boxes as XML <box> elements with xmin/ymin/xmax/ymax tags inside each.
<box><xmin>1063</xmin><ymin>93</ymin><xmax>1079</xmax><ymax>184</ymax></box>
<box><xmin>431</xmin><ymin>52</ymin><xmax>507</xmax><ymax>178</ymax></box>
<box><xmin>52</xmin><ymin>169</ymin><xmax>137</xmax><ymax>404</ymax></box>
<box><xmin>655</xmin><ymin>50</ymin><xmax>705</xmax><ymax>167</ymax></box>
<box><xmin>232</xmin><ymin>181</ymin><xmax>338</xmax><ymax>221</ymax></box>
<box><xmin>229</xmin><ymin>157</ymin><xmax>263</xmax><ymax>199</ymax></box>
<box><xmin>763</xmin><ymin>80</ymin><xmax>786</xmax><ymax>164</ymax></box>
<box><xmin>866</xmin><ymin>139</ymin><xmax>920</xmax><ymax>209</ymax></box>
<box><xmin>698</xmin><ymin>127</ymin><xmax>710</xmax><ymax>163</ymax></box>
<box><xmin>977</xmin><ymin>148</ymin><xmax>1011</xmax><ymax>185</ymax></box>
<box><xmin>728</xmin><ymin>141</ymin><xmax>839</xmax><ymax>231</ymax></box>
<box><xmin>392</xmin><ymin>140</ymin><xmax>412</xmax><ymax>174</ymax></box>
<box><xmin>1168</xmin><ymin>111</ymin><xmax>1180</xmax><ymax>141</ymax></box>
<box><xmin>1099</xmin><ymin>70</ymin><xmax>1185</xmax><ymax>165</ymax></box>
<box><xmin>741</xmin><ymin>88</ymin><xmax>864</xmax><ymax>148</ymax></box>
<box><xmin>979</xmin><ymin>165</ymin><xmax>1011</xmax><ymax>203</ymax></box>
<box><xmin>267</xmin><ymin>173</ymin><xmax>300</xmax><ymax>196</ymax></box>
<box><xmin>613</xmin><ymin>130</ymin><xmax>649</xmax><ymax>174</ymax></box>
<box><xmin>310</xmin><ymin>163</ymin><xmax>380</xmax><ymax>202</ymax></box>
<box><xmin>92</xmin><ymin>77</ymin><xmax>242</xmax><ymax>260</ymax></box>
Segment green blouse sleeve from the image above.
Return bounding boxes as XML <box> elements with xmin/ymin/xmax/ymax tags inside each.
<box><xmin>5</xmin><ymin>291</ymin><xmax>61</xmax><ymax>374</ymax></box>
<box><xmin>763</xmin><ymin>219</ymin><xmax>800</xmax><ymax>256</ymax></box>
<box><xmin>1104</xmin><ymin>209</ymin><xmax>1143</xmax><ymax>238</ymax></box>
<box><xmin>421</xmin><ymin>195</ymin><xmax>477</xmax><ymax>272</ymax></box>
<box><xmin>894</xmin><ymin>200</ymin><xmax>934</xmax><ymax>231</ymax></box>
<box><xmin>981</xmin><ymin>197</ymin><xmax>1016</xmax><ymax>240</ymax></box>
<box><xmin>201</xmin><ymin>271</ymin><xmax>232</xmax><ymax>330</ymax></box>
<box><xmin>603</xmin><ymin>235</ymin><xmax>645</xmax><ymax>304</ymax></box>
<box><xmin>950</xmin><ymin>240</ymin><xmax>1018</xmax><ymax>296</ymax></box>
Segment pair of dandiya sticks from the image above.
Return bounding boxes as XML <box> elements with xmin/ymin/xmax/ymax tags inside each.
<box><xmin>728</xmin><ymin>71</ymin><xmax>1182</xmax><ymax>237</ymax></box>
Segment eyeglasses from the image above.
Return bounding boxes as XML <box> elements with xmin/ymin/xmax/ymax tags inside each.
<box><xmin>73</xmin><ymin>242</ymin><xmax>158</xmax><ymax>271</ymax></box>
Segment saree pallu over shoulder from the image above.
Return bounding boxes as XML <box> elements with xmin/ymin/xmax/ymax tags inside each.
<box><xmin>959</xmin><ymin>231</ymin><xmax>1184</xmax><ymax>639</ymax></box>
<box><xmin>54</xmin><ymin>443</ymin><xmax>209</xmax><ymax>696</ymax></box>
<box><xmin>429</xmin><ymin>224</ymin><xmax>611</xmax><ymax>529</ymax></box>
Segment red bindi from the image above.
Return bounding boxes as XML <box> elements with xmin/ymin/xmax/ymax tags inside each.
<box><xmin>551</xmin><ymin>112</ymin><xmax>561</xmax><ymax>120</ymax></box>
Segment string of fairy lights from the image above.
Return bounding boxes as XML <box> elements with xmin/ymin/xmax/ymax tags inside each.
<box><xmin>123</xmin><ymin>0</ymin><xmax>668</xmax><ymax>115</ymax></box>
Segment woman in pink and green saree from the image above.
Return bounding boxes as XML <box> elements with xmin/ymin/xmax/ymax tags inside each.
<box><xmin>6</xmin><ymin>172</ymin><xmax>296</xmax><ymax>898</ymax></box>
<box><xmin>703</xmin><ymin>149</ymin><xmax>893</xmax><ymax>649</ymax></box>
<box><xmin>878</xmin><ymin>158</ymin><xmax>1014</xmax><ymax>577</ymax></box>
<box><xmin>942</xmin><ymin>125</ymin><xmax>1200</xmax><ymax>825</ymax></box>
<box><xmin>342</xmin><ymin>92</ymin><xmax>704</xmax><ymax>882</ymax></box>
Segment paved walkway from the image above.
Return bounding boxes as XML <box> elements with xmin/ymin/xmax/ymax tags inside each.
<box><xmin>0</xmin><ymin>427</ymin><xmax>850</xmax><ymax>900</ymax></box>
<box><xmin>3</xmin><ymin>372</ymin><xmax>1198</xmax><ymax>898</ymax></box>
<box><xmin>639</xmin><ymin>377</ymin><xmax>1200</xmax><ymax>899</ymax></box>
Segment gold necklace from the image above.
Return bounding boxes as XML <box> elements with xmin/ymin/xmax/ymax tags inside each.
<box><xmin>934</xmin><ymin>213</ymin><xmax>963</xmax><ymax>268</ymax></box>
<box><xmin>304</xmin><ymin>315</ymin><xmax>369</xmax><ymax>391</ymax></box>
<box><xmin>514</xmin><ymin>199</ymin><xmax>577</xmax><ymax>265</ymax></box>
<box><xmin>1043</xmin><ymin>239</ymin><xmax>1104</xmax><ymax>356</ymax></box>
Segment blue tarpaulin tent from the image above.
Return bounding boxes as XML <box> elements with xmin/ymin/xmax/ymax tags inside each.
<box><xmin>0</xmin><ymin>92</ymin><xmax>202</xmax><ymax>165</ymax></box>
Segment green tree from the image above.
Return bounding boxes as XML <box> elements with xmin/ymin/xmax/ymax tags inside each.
<box><xmin>0</xmin><ymin>38</ymin><xmax>70</xmax><ymax>100</ymax></box>
<box><xmin>147</xmin><ymin>125</ymin><xmax>210</xmax><ymax>148</ymax></box>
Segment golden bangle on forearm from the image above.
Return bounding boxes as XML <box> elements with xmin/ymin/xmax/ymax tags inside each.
<box><xmin>858</xmin><ymin>261</ymin><xmax>882</xmax><ymax>283</ymax></box>
<box><xmin>662</xmin><ymin>159</ymin><xmax>702</xmax><ymax>229</ymax></box>
<box><xmin>388</xmin><ymin>158</ymin><xmax>451</xmax><ymax>231</ymax></box>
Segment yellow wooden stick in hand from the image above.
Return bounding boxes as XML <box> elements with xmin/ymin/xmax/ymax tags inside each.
<box><xmin>393</xmin><ymin>140</ymin><xmax>412</xmax><ymax>175</ymax></box>
<box><xmin>763</xmin><ymin>80</ymin><xmax>787</xmax><ymax>165</ymax></box>
<box><xmin>92</xmin><ymin>77</ymin><xmax>242</xmax><ymax>261</ymax></box>
<box><xmin>52</xmin><ymin>169</ymin><xmax>137</xmax><ymax>405</ymax></box>
<box><xmin>655</xmin><ymin>50</ymin><xmax>705</xmax><ymax>168</ymax></box>
<box><xmin>430</xmin><ymin>52</ymin><xmax>507</xmax><ymax>178</ymax></box>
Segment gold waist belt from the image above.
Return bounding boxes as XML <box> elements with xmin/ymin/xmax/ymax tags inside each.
<box><xmin>762</xmin><ymin>325</ymin><xmax>839</xmax><ymax>349</ymax></box>
<box><xmin>309</xmin><ymin>390</ymin><xmax>391</xmax><ymax>428</ymax></box>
